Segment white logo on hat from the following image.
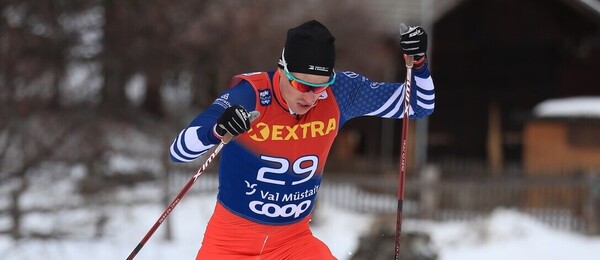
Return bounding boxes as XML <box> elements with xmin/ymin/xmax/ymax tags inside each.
<box><xmin>308</xmin><ymin>65</ymin><xmax>329</xmax><ymax>72</ymax></box>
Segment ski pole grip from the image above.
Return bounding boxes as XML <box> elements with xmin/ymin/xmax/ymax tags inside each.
<box><xmin>404</xmin><ymin>55</ymin><xmax>414</xmax><ymax>68</ymax></box>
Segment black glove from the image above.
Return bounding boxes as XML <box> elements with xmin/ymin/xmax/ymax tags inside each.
<box><xmin>399</xmin><ymin>24</ymin><xmax>428</xmax><ymax>60</ymax></box>
<box><xmin>215</xmin><ymin>105</ymin><xmax>251</xmax><ymax>137</ymax></box>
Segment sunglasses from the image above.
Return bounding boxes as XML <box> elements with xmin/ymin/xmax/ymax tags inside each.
<box><xmin>280</xmin><ymin>49</ymin><xmax>336</xmax><ymax>94</ymax></box>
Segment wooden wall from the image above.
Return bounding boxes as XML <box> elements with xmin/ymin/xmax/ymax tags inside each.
<box><xmin>523</xmin><ymin>120</ymin><xmax>600</xmax><ymax>174</ymax></box>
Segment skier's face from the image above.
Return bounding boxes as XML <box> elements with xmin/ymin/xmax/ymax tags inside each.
<box><xmin>279</xmin><ymin>69</ymin><xmax>329</xmax><ymax>115</ymax></box>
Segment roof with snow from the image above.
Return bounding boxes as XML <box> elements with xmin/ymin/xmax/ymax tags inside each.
<box><xmin>533</xmin><ymin>97</ymin><xmax>600</xmax><ymax>119</ymax></box>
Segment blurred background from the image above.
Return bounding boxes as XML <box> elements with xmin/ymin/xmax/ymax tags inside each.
<box><xmin>1</xmin><ymin>0</ymin><xmax>599</xmax><ymax>259</ymax></box>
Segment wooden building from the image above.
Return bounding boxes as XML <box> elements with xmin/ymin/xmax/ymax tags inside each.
<box><xmin>428</xmin><ymin>0</ymin><xmax>600</xmax><ymax>167</ymax></box>
<box><xmin>524</xmin><ymin>98</ymin><xmax>600</xmax><ymax>174</ymax></box>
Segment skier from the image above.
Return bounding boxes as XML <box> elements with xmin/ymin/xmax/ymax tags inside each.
<box><xmin>170</xmin><ymin>20</ymin><xmax>434</xmax><ymax>259</ymax></box>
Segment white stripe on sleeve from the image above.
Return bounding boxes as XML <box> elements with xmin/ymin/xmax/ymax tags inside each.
<box><xmin>183</xmin><ymin>126</ymin><xmax>213</xmax><ymax>153</ymax></box>
<box><xmin>415</xmin><ymin>76</ymin><xmax>434</xmax><ymax>91</ymax></box>
<box><xmin>365</xmin><ymin>86</ymin><xmax>404</xmax><ymax>116</ymax></box>
<box><xmin>170</xmin><ymin>140</ymin><xmax>194</xmax><ymax>162</ymax></box>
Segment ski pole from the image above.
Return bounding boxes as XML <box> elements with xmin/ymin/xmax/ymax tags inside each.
<box><xmin>395</xmin><ymin>23</ymin><xmax>415</xmax><ymax>260</ymax></box>
<box><xmin>127</xmin><ymin>111</ymin><xmax>259</xmax><ymax>260</ymax></box>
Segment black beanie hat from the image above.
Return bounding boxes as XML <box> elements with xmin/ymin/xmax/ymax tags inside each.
<box><xmin>278</xmin><ymin>20</ymin><xmax>335</xmax><ymax>76</ymax></box>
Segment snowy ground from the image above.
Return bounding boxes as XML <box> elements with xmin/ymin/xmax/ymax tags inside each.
<box><xmin>0</xmin><ymin>190</ymin><xmax>373</xmax><ymax>260</ymax></box>
<box><xmin>406</xmin><ymin>209</ymin><xmax>600</xmax><ymax>260</ymax></box>
<box><xmin>2</xmin><ymin>189</ymin><xmax>600</xmax><ymax>259</ymax></box>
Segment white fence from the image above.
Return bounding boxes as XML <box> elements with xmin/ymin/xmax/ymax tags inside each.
<box><xmin>170</xmin><ymin>169</ymin><xmax>600</xmax><ymax>234</ymax></box>
<box><xmin>169</xmin><ymin>171</ymin><xmax>419</xmax><ymax>215</ymax></box>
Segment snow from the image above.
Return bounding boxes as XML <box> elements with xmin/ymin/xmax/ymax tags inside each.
<box><xmin>533</xmin><ymin>96</ymin><xmax>600</xmax><ymax>118</ymax></box>
<box><xmin>408</xmin><ymin>209</ymin><xmax>600</xmax><ymax>260</ymax></box>
<box><xmin>2</xmin><ymin>188</ymin><xmax>600</xmax><ymax>260</ymax></box>
<box><xmin>0</xmin><ymin>195</ymin><xmax>367</xmax><ymax>259</ymax></box>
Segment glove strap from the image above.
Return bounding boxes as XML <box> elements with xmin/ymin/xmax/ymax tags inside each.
<box><xmin>213</xmin><ymin>124</ymin><xmax>225</xmax><ymax>140</ymax></box>
<box><xmin>413</xmin><ymin>55</ymin><xmax>427</xmax><ymax>70</ymax></box>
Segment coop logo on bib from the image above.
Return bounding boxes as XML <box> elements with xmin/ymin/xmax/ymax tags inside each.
<box><xmin>249</xmin><ymin>200</ymin><xmax>311</xmax><ymax>218</ymax></box>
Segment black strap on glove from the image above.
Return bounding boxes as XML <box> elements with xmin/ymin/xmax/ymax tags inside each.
<box><xmin>400</xmin><ymin>24</ymin><xmax>428</xmax><ymax>63</ymax></box>
<box><xmin>215</xmin><ymin>105</ymin><xmax>251</xmax><ymax>137</ymax></box>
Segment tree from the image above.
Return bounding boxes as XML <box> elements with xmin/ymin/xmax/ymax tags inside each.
<box><xmin>0</xmin><ymin>1</ymin><xmax>82</xmax><ymax>113</ymax></box>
